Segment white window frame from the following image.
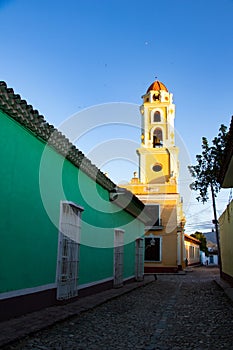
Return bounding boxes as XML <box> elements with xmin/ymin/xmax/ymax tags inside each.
<box><xmin>56</xmin><ymin>201</ymin><xmax>84</xmax><ymax>300</ymax></box>
<box><xmin>144</xmin><ymin>235</ymin><xmax>162</xmax><ymax>262</ymax></box>
<box><xmin>114</xmin><ymin>229</ymin><xmax>124</xmax><ymax>287</ymax></box>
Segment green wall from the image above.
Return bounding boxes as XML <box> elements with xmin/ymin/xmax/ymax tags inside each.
<box><xmin>0</xmin><ymin>112</ymin><xmax>58</xmax><ymax>292</ymax></box>
<box><xmin>0</xmin><ymin>110</ymin><xmax>144</xmax><ymax>293</ymax></box>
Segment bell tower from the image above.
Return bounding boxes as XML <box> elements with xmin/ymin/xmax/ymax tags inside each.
<box><xmin>119</xmin><ymin>79</ymin><xmax>186</xmax><ymax>273</ymax></box>
<box><xmin>137</xmin><ymin>80</ymin><xmax>179</xmax><ymax>188</ymax></box>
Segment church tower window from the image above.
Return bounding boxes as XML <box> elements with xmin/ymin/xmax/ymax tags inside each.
<box><xmin>152</xmin><ymin>163</ymin><xmax>163</xmax><ymax>172</ymax></box>
<box><xmin>153</xmin><ymin>91</ymin><xmax>160</xmax><ymax>101</ymax></box>
<box><xmin>153</xmin><ymin>111</ymin><xmax>161</xmax><ymax>122</ymax></box>
<box><xmin>153</xmin><ymin>128</ymin><xmax>163</xmax><ymax>147</ymax></box>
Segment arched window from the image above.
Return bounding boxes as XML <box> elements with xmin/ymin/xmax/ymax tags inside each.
<box><xmin>153</xmin><ymin>111</ymin><xmax>161</xmax><ymax>122</ymax></box>
<box><xmin>153</xmin><ymin>128</ymin><xmax>163</xmax><ymax>147</ymax></box>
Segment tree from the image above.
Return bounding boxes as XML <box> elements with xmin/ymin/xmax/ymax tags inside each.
<box><xmin>190</xmin><ymin>231</ymin><xmax>208</xmax><ymax>256</ymax></box>
<box><xmin>188</xmin><ymin>124</ymin><xmax>228</xmax><ymax>273</ymax></box>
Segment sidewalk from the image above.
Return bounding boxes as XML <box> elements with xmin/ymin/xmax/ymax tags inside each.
<box><xmin>214</xmin><ymin>275</ymin><xmax>233</xmax><ymax>304</ymax></box>
<box><xmin>197</xmin><ymin>265</ymin><xmax>233</xmax><ymax>304</ymax></box>
<box><xmin>0</xmin><ymin>276</ymin><xmax>155</xmax><ymax>348</ymax></box>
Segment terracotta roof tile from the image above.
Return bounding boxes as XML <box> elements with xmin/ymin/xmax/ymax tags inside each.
<box><xmin>146</xmin><ymin>80</ymin><xmax>168</xmax><ymax>93</ymax></box>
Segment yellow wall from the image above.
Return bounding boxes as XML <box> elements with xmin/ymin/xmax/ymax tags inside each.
<box><xmin>138</xmin><ymin>149</ymin><xmax>170</xmax><ymax>184</ymax></box>
<box><xmin>121</xmin><ymin>180</ymin><xmax>181</xmax><ymax>269</ymax></box>
<box><xmin>160</xmin><ymin>202</ymin><xmax>178</xmax><ymax>232</ymax></box>
<box><xmin>219</xmin><ymin>200</ymin><xmax>233</xmax><ymax>279</ymax></box>
<box><xmin>162</xmin><ymin>234</ymin><xmax>177</xmax><ymax>265</ymax></box>
<box><xmin>184</xmin><ymin>241</ymin><xmax>200</xmax><ymax>265</ymax></box>
<box><xmin>143</xmin><ymin>200</ymin><xmax>178</xmax><ymax>268</ymax></box>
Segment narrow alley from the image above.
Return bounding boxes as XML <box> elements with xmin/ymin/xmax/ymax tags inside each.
<box><xmin>3</xmin><ymin>267</ymin><xmax>233</xmax><ymax>350</ymax></box>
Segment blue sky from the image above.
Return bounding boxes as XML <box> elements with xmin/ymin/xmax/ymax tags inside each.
<box><xmin>1</xmin><ymin>0</ymin><xmax>233</xmax><ymax>233</ymax></box>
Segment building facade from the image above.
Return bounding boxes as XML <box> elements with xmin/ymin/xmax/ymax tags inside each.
<box><xmin>121</xmin><ymin>80</ymin><xmax>185</xmax><ymax>273</ymax></box>
<box><xmin>218</xmin><ymin>116</ymin><xmax>233</xmax><ymax>284</ymax></box>
<box><xmin>0</xmin><ymin>81</ymin><xmax>148</xmax><ymax>321</ymax></box>
<box><xmin>184</xmin><ymin>234</ymin><xmax>201</xmax><ymax>266</ymax></box>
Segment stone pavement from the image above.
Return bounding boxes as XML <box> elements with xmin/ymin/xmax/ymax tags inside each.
<box><xmin>2</xmin><ymin>267</ymin><xmax>233</xmax><ymax>350</ymax></box>
<box><xmin>0</xmin><ymin>275</ymin><xmax>155</xmax><ymax>348</ymax></box>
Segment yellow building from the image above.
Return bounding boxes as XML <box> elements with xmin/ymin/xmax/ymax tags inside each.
<box><xmin>218</xmin><ymin>116</ymin><xmax>233</xmax><ymax>284</ymax></box>
<box><xmin>121</xmin><ymin>80</ymin><xmax>185</xmax><ymax>273</ymax></box>
<box><xmin>184</xmin><ymin>234</ymin><xmax>201</xmax><ymax>267</ymax></box>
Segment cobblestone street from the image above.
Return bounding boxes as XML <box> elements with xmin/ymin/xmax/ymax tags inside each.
<box><xmin>4</xmin><ymin>267</ymin><xmax>233</xmax><ymax>350</ymax></box>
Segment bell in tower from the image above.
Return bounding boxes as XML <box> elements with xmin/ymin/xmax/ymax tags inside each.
<box><xmin>153</xmin><ymin>129</ymin><xmax>163</xmax><ymax>148</ymax></box>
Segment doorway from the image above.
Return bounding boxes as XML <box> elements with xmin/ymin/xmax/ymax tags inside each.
<box><xmin>56</xmin><ymin>201</ymin><xmax>83</xmax><ymax>300</ymax></box>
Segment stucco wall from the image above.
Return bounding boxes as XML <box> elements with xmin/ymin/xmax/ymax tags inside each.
<box><xmin>0</xmin><ymin>110</ymin><xmax>144</xmax><ymax>295</ymax></box>
<box><xmin>184</xmin><ymin>241</ymin><xmax>200</xmax><ymax>266</ymax></box>
<box><xmin>219</xmin><ymin>200</ymin><xmax>233</xmax><ymax>279</ymax></box>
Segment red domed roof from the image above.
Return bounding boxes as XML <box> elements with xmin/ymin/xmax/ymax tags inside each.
<box><xmin>147</xmin><ymin>80</ymin><xmax>168</xmax><ymax>93</ymax></box>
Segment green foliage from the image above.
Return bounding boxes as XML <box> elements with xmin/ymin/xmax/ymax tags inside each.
<box><xmin>191</xmin><ymin>231</ymin><xmax>208</xmax><ymax>255</ymax></box>
<box><xmin>188</xmin><ymin>124</ymin><xmax>228</xmax><ymax>203</ymax></box>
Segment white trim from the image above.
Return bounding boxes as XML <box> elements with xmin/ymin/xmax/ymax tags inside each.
<box><xmin>114</xmin><ymin>228</ymin><xmax>125</xmax><ymax>234</ymax></box>
<box><xmin>78</xmin><ymin>277</ymin><xmax>113</xmax><ymax>290</ymax></box>
<box><xmin>135</xmin><ymin>236</ymin><xmax>143</xmax><ymax>241</ymax></box>
<box><xmin>61</xmin><ymin>201</ymin><xmax>84</xmax><ymax>212</ymax></box>
<box><xmin>0</xmin><ymin>283</ymin><xmax>56</xmax><ymax>300</ymax></box>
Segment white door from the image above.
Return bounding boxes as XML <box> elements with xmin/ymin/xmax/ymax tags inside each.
<box><xmin>56</xmin><ymin>202</ymin><xmax>83</xmax><ymax>300</ymax></box>
<box><xmin>114</xmin><ymin>229</ymin><xmax>124</xmax><ymax>287</ymax></box>
<box><xmin>135</xmin><ymin>238</ymin><xmax>144</xmax><ymax>281</ymax></box>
